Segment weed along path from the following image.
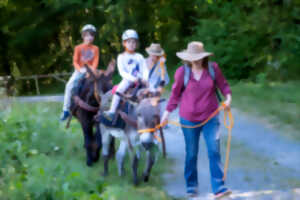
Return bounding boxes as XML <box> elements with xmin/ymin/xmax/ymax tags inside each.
<box><xmin>11</xmin><ymin>95</ymin><xmax>300</xmax><ymax>199</ymax></box>
<box><xmin>162</xmin><ymin>105</ymin><xmax>300</xmax><ymax>200</ymax></box>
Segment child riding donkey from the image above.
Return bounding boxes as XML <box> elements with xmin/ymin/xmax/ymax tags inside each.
<box><xmin>60</xmin><ymin>24</ymin><xmax>99</xmax><ymax>121</ymax></box>
<box><xmin>61</xmin><ymin>24</ymin><xmax>117</xmax><ymax>166</ymax></box>
<box><xmin>145</xmin><ymin>43</ymin><xmax>170</xmax><ymax>119</ymax></box>
<box><xmin>104</xmin><ymin>29</ymin><xmax>149</xmax><ymax>119</ymax></box>
<box><xmin>145</xmin><ymin>43</ymin><xmax>169</xmax><ymax>94</ymax></box>
<box><xmin>98</xmin><ymin>30</ymin><xmax>169</xmax><ymax>184</ymax></box>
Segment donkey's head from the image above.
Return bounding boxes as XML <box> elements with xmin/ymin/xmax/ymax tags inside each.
<box><xmin>116</xmin><ymin>86</ymin><xmax>164</xmax><ymax>149</ymax></box>
<box><xmin>82</xmin><ymin>59</ymin><xmax>115</xmax><ymax>106</ymax></box>
<box><xmin>135</xmin><ymin>97</ymin><xmax>161</xmax><ymax>149</ymax></box>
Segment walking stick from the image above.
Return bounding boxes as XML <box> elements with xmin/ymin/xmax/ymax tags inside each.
<box><xmin>66</xmin><ymin>115</ymin><xmax>72</xmax><ymax>129</ymax></box>
<box><xmin>222</xmin><ymin>108</ymin><xmax>234</xmax><ymax>181</ymax></box>
<box><xmin>159</xmin><ymin>127</ymin><xmax>167</xmax><ymax>158</ymax></box>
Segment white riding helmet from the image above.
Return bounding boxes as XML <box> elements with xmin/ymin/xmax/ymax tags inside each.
<box><xmin>81</xmin><ymin>24</ymin><xmax>96</xmax><ymax>33</ymax></box>
<box><xmin>122</xmin><ymin>29</ymin><xmax>139</xmax><ymax>41</ymax></box>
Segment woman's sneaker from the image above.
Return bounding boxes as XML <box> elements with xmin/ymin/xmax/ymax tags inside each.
<box><xmin>214</xmin><ymin>189</ymin><xmax>232</xmax><ymax>199</ymax></box>
<box><xmin>103</xmin><ymin>111</ymin><xmax>115</xmax><ymax>121</ymax></box>
<box><xmin>186</xmin><ymin>190</ymin><xmax>198</xmax><ymax>199</ymax></box>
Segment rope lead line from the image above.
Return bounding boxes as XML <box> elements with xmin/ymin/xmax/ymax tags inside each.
<box><xmin>137</xmin><ymin>102</ymin><xmax>234</xmax><ymax>181</ymax></box>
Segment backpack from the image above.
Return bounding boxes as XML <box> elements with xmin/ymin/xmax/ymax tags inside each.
<box><xmin>183</xmin><ymin>61</ymin><xmax>222</xmax><ymax>102</ymax></box>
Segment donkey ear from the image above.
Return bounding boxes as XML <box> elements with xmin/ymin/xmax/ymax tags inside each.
<box><xmin>136</xmin><ymin>89</ymin><xmax>149</xmax><ymax>102</ymax></box>
<box><xmin>85</xmin><ymin>65</ymin><xmax>97</xmax><ymax>81</ymax></box>
<box><xmin>116</xmin><ymin>92</ymin><xmax>138</xmax><ymax>106</ymax></box>
<box><xmin>95</xmin><ymin>70</ymin><xmax>106</xmax><ymax>79</ymax></box>
<box><xmin>104</xmin><ymin>59</ymin><xmax>116</xmax><ymax>78</ymax></box>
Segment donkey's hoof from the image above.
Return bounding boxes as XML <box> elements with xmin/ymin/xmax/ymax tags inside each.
<box><xmin>143</xmin><ymin>174</ymin><xmax>149</xmax><ymax>182</ymax></box>
<box><xmin>93</xmin><ymin>157</ymin><xmax>99</xmax><ymax>162</ymax></box>
<box><xmin>86</xmin><ymin>159</ymin><xmax>93</xmax><ymax>167</ymax></box>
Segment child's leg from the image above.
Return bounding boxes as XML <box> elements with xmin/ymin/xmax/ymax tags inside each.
<box><xmin>63</xmin><ymin>71</ymin><xmax>84</xmax><ymax>111</ymax></box>
<box><xmin>109</xmin><ymin>79</ymin><xmax>132</xmax><ymax>112</ymax></box>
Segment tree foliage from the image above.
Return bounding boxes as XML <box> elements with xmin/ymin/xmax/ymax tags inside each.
<box><xmin>189</xmin><ymin>0</ymin><xmax>300</xmax><ymax>81</ymax></box>
<box><xmin>1</xmin><ymin>0</ymin><xmax>300</xmax><ymax>84</ymax></box>
<box><xmin>0</xmin><ymin>0</ymin><xmax>195</xmax><ymax>76</ymax></box>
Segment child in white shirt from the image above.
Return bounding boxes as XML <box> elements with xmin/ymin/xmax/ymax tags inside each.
<box><xmin>106</xmin><ymin>29</ymin><xmax>148</xmax><ymax>117</ymax></box>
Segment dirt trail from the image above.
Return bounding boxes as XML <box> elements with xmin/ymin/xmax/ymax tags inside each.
<box><xmin>162</xmin><ymin>107</ymin><xmax>300</xmax><ymax>200</ymax></box>
<box><xmin>11</xmin><ymin>95</ymin><xmax>64</xmax><ymax>103</ymax></box>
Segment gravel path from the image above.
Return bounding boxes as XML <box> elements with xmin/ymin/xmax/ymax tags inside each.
<box><xmin>162</xmin><ymin>107</ymin><xmax>300</xmax><ymax>200</ymax></box>
<box><xmin>11</xmin><ymin>95</ymin><xmax>64</xmax><ymax>103</ymax></box>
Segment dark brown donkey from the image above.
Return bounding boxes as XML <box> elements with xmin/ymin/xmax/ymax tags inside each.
<box><xmin>68</xmin><ymin>60</ymin><xmax>115</xmax><ymax>167</ymax></box>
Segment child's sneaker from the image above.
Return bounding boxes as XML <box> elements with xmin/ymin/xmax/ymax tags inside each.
<box><xmin>103</xmin><ymin>111</ymin><xmax>115</xmax><ymax>121</ymax></box>
<box><xmin>60</xmin><ymin>111</ymin><xmax>70</xmax><ymax>121</ymax></box>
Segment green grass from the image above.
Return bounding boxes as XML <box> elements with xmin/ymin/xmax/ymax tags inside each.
<box><xmin>15</xmin><ymin>79</ymin><xmax>66</xmax><ymax>96</ymax></box>
<box><xmin>0</xmin><ymin>101</ymin><xmax>174</xmax><ymax>200</ymax></box>
<box><xmin>230</xmin><ymin>80</ymin><xmax>300</xmax><ymax>141</ymax></box>
<box><xmin>221</xmin><ymin>137</ymin><xmax>300</xmax><ymax>188</ymax></box>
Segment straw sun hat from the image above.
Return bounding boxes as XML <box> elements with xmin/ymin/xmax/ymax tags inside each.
<box><xmin>146</xmin><ymin>43</ymin><xmax>165</xmax><ymax>56</ymax></box>
<box><xmin>176</xmin><ymin>41</ymin><xmax>213</xmax><ymax>61</ymax></box>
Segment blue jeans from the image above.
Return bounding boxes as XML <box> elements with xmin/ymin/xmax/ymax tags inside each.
<box><xmin>63</xmin><ymin>71</ymin><xmax>85</xmax><ymax>111</ymax></box>
<box><xmin>180</xmin><ymin>115</ymin><xmax>227</xmax><ymax>194</ymax></box>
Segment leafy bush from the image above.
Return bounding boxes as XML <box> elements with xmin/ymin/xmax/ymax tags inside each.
<box><xmin>188</xmin><ymin>1</ymin><xmax>300</xmax><ymax>81</ymax></box>
<box><xmin>0</xmin><ymin>102</ymin><xmax>171</xmax><ymax>199</ymax></box>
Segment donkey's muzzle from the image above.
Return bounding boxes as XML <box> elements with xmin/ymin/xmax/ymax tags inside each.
<box><xmin>142</xmin><ymin>142</ymin><xmax>154</xmax><ymax>150</ymax></box>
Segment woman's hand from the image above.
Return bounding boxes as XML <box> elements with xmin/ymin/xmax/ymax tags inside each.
<box><xmin>224</xmin><ymin>94</ymin><xmax>232</xmax><ymax>110</ymax></box>
<box><xmin>161</xmin><ymin>111</ymin><xmax>170</xmax><ymax>126</ymax></box>
<box><xmin>106</xmin><ymin>59</ymin><xmax>116</xmax><ymax>75</ymax></box>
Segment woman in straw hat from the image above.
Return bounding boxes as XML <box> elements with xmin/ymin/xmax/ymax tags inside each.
<box><xmin>161</xmin><ymin>41</ymin><xmax>232</xmax><ymax>198</ymax></box>
<box><xmin>145</xmin><ymin>43</ymin><xmax>169</xmax><ymax>93</ymax></box>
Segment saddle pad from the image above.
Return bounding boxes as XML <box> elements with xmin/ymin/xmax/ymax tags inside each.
<box><xmin>99</xmin><ymin>114</ymin><xmax>126</xmax><ymax>129</ymax></box>
<box><xmin>99</xmin><ymin>102</ymin><xmax>130</xmax><ymax>129</ymax></box>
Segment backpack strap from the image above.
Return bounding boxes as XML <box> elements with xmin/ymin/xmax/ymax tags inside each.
<box><xmin>148</xmin><ymin>62</ymin><xmax>158</xmax><ymax>80</ymax></box>
<box><xmin>208</xmin><ymin>62</ymin><xmax>222</xmax><ymax>102</ymax></box>
<box><xmin>208</xmin><ymin>62</ymin><xmax>216</xmax><ymax>81</ymax></box>
<box><xmin>182</xmin><ymin>62</ymin><xmax>222</xmax><ymax>102</ymax></box>
<box><xmin>183</xmin><ymin>64</ymin><xmax>191</xmax><ymax>88</ymax></box>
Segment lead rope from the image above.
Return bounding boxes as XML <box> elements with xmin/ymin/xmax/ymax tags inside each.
<box><xmin>137</xmin><ymin>102</ymin><xmax>234</xmax><ymax>181</ymax></box>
